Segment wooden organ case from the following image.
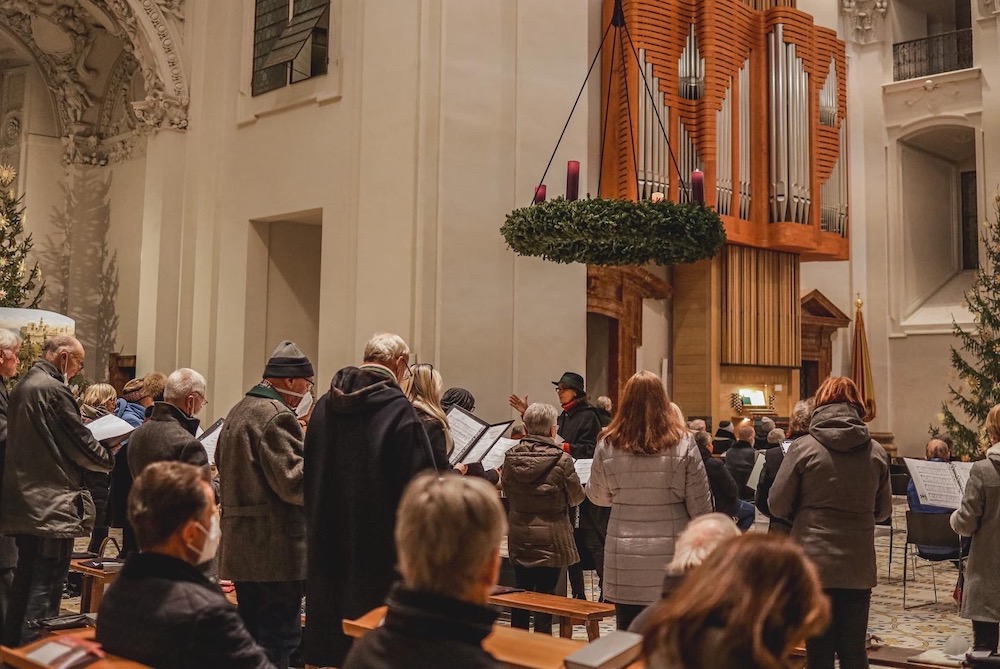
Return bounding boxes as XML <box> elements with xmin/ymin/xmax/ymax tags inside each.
<box><xmin>597</xmin><ymin>0</ymin><xmax>850</xmax><ymax>422</ymax></box>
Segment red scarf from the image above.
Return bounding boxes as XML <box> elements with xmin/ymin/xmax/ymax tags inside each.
<box><xmin>561</xmin><ymin>399</ymin><xmax>579</xmax><ymax>412</ymax></box>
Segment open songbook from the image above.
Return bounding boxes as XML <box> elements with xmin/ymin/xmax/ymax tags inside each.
<box><xmin>904</xmin><ymin>458</ymin><xmax>974</xmax><ymax>510</ymax></box>
<box><xmin>26</xmin><ymin>634</ymin><xmax>105</xmax><ymax>668</ymax></box>
<box><xmin>85</xmin><ymin>414</ymin><xmax>134</xmax><ymax>444</ymax></box>
<box><xmin>446</xmin><ymin>406</ymin><xmax>514</xmax><ymax>466</ymax></box>
<box><xmin>198</xmin><ymin>418</ymin><xmax>225</xmax><ymax>463</ymax></box>
<box><xmin>574</xmin><ymin>458</ymin><xmax>593</xmax><ymax>486</ymax></box>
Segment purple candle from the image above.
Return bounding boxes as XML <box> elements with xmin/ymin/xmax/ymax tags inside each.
<box><xmin>691</xmin><ymin>169</ymin><xmax>705</xmax><ymax>205</ymax></box>
<box><xmin>533</xmin><ymin>184</ymin><xmax>547</xmax><ymax>204</ymax></box>
<box><xmin>566</xmin><ymin>161</ymin><xmax>580</xmax><ymax>202</ymax></box>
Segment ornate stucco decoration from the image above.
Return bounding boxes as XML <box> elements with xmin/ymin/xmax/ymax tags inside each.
<box><xmin>841</xmin><ymin>0</ymin><xmax>888</xmax><ymax>44</ymax></box>
<box><xmin>93</xmin><ymin>0</ymin><xmax>188</xmax><ymax>131</ymax></box>
<box><xmin>983</xmin><ymin>0</ymin><xmax>1000</xmax><ymax>17</ymax></box>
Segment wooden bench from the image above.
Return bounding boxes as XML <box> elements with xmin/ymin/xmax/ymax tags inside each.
<box><xmin>343</xmin><ymin>606</ymin><xmax>587</xmax><ymax>669</ymax></box>
<box><xmin>69</xmin><ymin>559</ymin><xmax>121</xmax><ymax>614</ymax></box>
<box><xmin>487</xmin><ymin>591</ymin><xmax>615</xmax><ymax>641</ymax></box>
<box><xmin>1</xmin><ymin>629</ymin><xmax>149</xmax><ymax>668</ymax></box>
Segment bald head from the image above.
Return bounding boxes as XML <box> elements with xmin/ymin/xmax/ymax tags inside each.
<box><xmin>42</xmin><ymin>335</ymin><xmax>84</xmax><ymax>379</ymax></box>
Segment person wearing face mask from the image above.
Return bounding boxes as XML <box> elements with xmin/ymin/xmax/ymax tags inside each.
<box><xmin>303</xmin><ymin>332</ymin><xmax>440</xmax><ymax>669</ymax></box>
<box><xmin>96</xmin><ymin>461</ymin><xmax>275</xmax><ymax>669</ymax></box>
<box><xmin>0</xmin><ymin>335</ymin><xmax>115</xmax><ymax>646</ymax></box>
<box><xmin>216</xmin><ymin>341</ymin><xmax>312</xmax><ymax>669</ymax></box>
<box><xmin>126</xmin><ymin>368</ymin><xmax>211</xmax><ymax>478</ymax></box>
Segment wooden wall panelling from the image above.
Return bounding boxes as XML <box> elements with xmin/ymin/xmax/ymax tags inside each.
<box><xmin>671</xmin><ymin>258</ymin><xmax>721</xmax><ymax>422</ymax></box>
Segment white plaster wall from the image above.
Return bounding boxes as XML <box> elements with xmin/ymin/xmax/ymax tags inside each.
<box><xmin>900</xmin><ymin>145</ymin><xmax>958</xmax><ymax>316</ymax></box>
<box><xmin>107</xmin><ymin>155</ymin><xmax>146</xmax><ymax>359</ymax></box>
<box><xmin>889</xmin><ymin>333</ymin><xmax>956</xmax><ymax>457</ymax></box>
<box><xmin>263</xmin><ymin>221</ymin><xmax>322</xmax><ymax>372</ymax></box>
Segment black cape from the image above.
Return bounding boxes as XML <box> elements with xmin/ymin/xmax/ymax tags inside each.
<box><xmin>303</xmin><ymin>365</ymin><xmax>441</xmax><ymax>667</ymax></box>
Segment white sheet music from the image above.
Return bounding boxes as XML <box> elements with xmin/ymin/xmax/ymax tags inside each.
<box><xmin>459</xmin><ymin>422</ymin><xmax>511</xmax><ymax>465</ymax></box>
<box><xmin>953</xmin><ymin>461</ymin><xmax>974</xmax><ymax>493</ymax></box>
<box><xmin>904</xmin><ymin>458</ymin><xmax>965</xmax><ymax>509</ymax></box>
<box><xmin>480</xmin><ymin>437</ymin><xmax>520</xmax><ymax>471</ymax></box>
<box><xmin>447</xmin><ymin>408</ymin><xmax>487</xmax><ymax>465</ymax></box>
<box><xmin>86</xmin><ymin>414</ymin><xmax>134</xmax><ymax>443</ymax></box>
<box><xmin>574</xmin><ymin>458</ymin><xmax>594</xmax><ymax>486</ymax></box>
<box><xmin>199</xmin><ymin>419</ymin><xmax>225</xmax><ymax>464</ymax></box>
<box><xmin>747</xmin><ymin>452</ymin><xmax>767</xmax><ymax>490</ymax></box>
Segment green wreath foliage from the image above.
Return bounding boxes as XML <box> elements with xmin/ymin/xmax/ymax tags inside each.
<box><xmin>501</xmin><ymin>197</ymin><xmax>727</xmax><ymax>266</ymax></box>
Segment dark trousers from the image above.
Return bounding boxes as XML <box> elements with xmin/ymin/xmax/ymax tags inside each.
<box><xmin>805</xmin><ymin>588</ymin><xmax>871</xmax><ymax>669</ymax></box>
<box><xmin>234</xmin><ymin>580</ymin><xmax>304</xmax><ymax>669</ymax></box>
<box><xmin>3</xmin><ymin>536</ymin><xmax>73</xmax><ymax>646</ymax></box>
<box><xmin>512</xmin><ymin>565</ymin><xmax>561</xmax><ymax>634</ymax></box>
<box><xmin>973</xmin><ymin>621</ymin><xmax>1000</xmax><ymax>653</ymax></box>
<box><xmin>613</xmin><ymin>603</ymin><xmax>646</xmax><ymax>631</ymax></box>
<box><xmin>734</xmin><ymin>499</ymin><xmax>756</xmax><ymax>532</ymax></box>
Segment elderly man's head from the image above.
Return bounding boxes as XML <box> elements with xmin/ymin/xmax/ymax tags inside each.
<box><xmin>522</xmin><ymin>403</ymin><xmax>559</xmax><ymax>438</ymax></box>
<box><xmin>395</xmin><ymin>473</ymin><xmax>506</xmax><ymax>603</ymax></box>
<box><xmin>0</xmin><ymin>328</ymin><xmax>21</xmax><ymax>379</ymax></box>
<box><xmin>737</xmin><ymin>423</ymin><xmax>756</xmax><ymax>442</ymax></box>
<box><xmin>596</xmin><ymin>396</ymin><xmax>613</xmax><ymax>412</ymax></box>
<box><xmin>263</xmin><ymin>340</ymin><xmax>315</xmax><ymax>409</ymax></box>
<box><xmin>926</xmin><ymin>438</ymin><xmax>951</xmax><ymax>462</ymax></box>
<box><xmin>42</xmin><ymin>335</ymin><xmax>84</xmax><ymax>380</ymax></box>
<box><xmin>688</xmin><ymin>419</ymin><xmax>707</xmax><ymax>433</ymax></box>
<box><xmin>667</xmin><ymin>512</ymin><xmax>741</xmax><ymax>575</ymax></box>
<box><xmin>128</xmin><ymin>461</ymin><xmax>218</xmax><ymax>565</ymax></box>
<box><xmin>363</xmin><ymin>333</ymin><xmax>410</xmax><ymax>382</ymax></box>
<box><xmin>164</xmin><ymin>368</ymin><xmax>208</xmax><ymax>418</ymax></box>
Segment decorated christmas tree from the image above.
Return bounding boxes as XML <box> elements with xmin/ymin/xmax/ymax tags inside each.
<box><xmin>0</xmin><ymin>165</ymin><xmax>44</xmax><ymax>308</ymax></box>
<box><xmin>938</xmin><ymin>192</ymin><xmax>1000</xmax><ymax>460</ymax></box>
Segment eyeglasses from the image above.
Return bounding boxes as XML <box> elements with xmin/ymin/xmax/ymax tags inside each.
<box><xmin>555</xmin><ymin>386</ymin><xmax>573</xmax><ymax>393</ymax></box>
<box><xmin>194</xmin><ymin>392</ymin><xmax>208</xmax><ymax>406</ymax></box>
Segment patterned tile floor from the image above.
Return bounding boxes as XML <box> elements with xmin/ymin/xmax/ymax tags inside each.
<box><xmin>498</xmin><ymin>503</ymin><xmax>971</xmax><ymax>648</ymax></box>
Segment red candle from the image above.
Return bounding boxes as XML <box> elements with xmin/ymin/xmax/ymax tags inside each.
<box><xmin>533</xmin><ymin>184</ymin><xmax>547</xmax><ymax>204</ymax></box>
<box><xmin>566</xmin><ymin>161</ymin><xmax>580</xmax><ymax>201</ymax></box>
<box><xmin>691</xmin><ymin>169</ymin><xmax>705</xmax><ymax>205</ymax></box>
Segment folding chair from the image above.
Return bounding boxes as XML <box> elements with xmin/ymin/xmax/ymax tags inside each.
<box><xmin>903</xmin><ymin>510</ymin><xmax>964</xmax><ymax>609</ymax></box>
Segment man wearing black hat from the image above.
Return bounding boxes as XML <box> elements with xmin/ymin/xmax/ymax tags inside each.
<box><xmin>216</xmin><ymin>341</ymin><xmax>314</xmax><ymax>669</ymax></box>
<box><xmin>510</xmin><ymin>372</ymin><xmax>605</xmax><ymax>600</ymax></box>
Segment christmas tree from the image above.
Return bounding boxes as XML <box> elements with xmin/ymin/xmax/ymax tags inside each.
<box><xmin>938</xmin><ymin>192</ymin><xmax>1000</xmax><ymax>460</ymax></box>
<box><xmin>0</xmin><ymin>165</ymin><xmax>44</xmax><ymax>308</ymax></box>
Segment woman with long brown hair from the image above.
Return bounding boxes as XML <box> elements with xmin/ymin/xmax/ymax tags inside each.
<box><xmin>586</xmin><ymin>370</ymin><xmax>712</xmax><ymax>629</ymax></box>
<box><xmin>768</xmin><ymin>377</ymin><xmax>890</xmax><ymax>669</ymax></box>
<box><xmin>642</xmin><ymin>533</ymin><xmax>830</xmax><ymax>669</ymax></box>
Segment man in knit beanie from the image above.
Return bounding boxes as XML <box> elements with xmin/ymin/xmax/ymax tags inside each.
<box><xmin>215</xmin><ymin>340</ymin><xmax>313</xmax><ymax>669</ymax></box>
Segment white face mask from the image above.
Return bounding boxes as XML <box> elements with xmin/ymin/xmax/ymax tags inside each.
<box><xmin>187</xmin><ymin>513</ymin><xmax>221</xmax><ymax>565</ymax></box>
<box><xmin>295</xmin><ymin>390</ymin><xmax>313</xmax><ymax>418</ymax></box>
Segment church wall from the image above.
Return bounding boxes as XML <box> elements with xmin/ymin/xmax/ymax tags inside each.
<box><xmin>889</xmin><ymin>334</ymin><xmax>956</xmax><ymax>457</ymax></box>
<box><xmin>176</xmin><ymin>0</ymin><xmax>593</xmax><ymax>420</ymax></box>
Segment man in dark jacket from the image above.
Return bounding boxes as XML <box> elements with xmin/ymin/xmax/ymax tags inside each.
<box><xmin>345</xmin><ymin>474</ymin><xmax>506</xmax><ymax>669</ymax></box>
<box><xmin>1</xmin><ymin>335</ymin><xmax>116</xmax><ymax>645</ymax></box>
<box><xmin>713</xmin><ymin>421</ymin><xmax>736</xmax><ymax>455</ymax></box>
<box><xmin>303</xmin><ymin>333</ymin><xmax>440</xmax><ymax>668</ymax></box>
<box><xmin>724</xmin><ymin>423</ymin><xmax>757</xmax><ymax>499</ymax></box>
<box><xmin>97</xmin><ymin>461</ymin><xmax>274</xmax><ymax>669</ymax></box>
<box><xmin>127</xmin><ymin>368</ymin><xmax>209</xmax><ymax>478</ymax></box>
<box><xmin>217</xmin><ymin>342</ymin><xmax>313</xmax><ymax>669</ymax></box>
<box><xmin>0</xmin><ymin>329</ymin><xmax>20</xmax><ymax>636</ymax></box>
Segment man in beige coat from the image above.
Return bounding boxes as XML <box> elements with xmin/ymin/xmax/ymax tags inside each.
<box><xmin>216</xmin><ymin>341</ymin><xmax>314</xmax><ymax>669</ymax></box>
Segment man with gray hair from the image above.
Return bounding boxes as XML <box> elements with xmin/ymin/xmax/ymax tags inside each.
<box><xmin>304</xmin><ymin>332</ymin><xmax>439</xmax><ymax>668</ymax></box>
<box><xmin>344</xmin><ymin>473</ymin><xmax>506</xmax><ymax>669</ymax></box>
<box><xmin>127</xmin><ymin>368</ymin><xmax>210</xmax><ymax>478</ymax></box>
<box><xmin>1</xmin><ymin>335</ymin><xmax>115</xmax><ymax>645</ymax></box>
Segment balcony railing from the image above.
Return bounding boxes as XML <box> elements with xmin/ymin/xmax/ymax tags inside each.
<box><xmin>893</xmin><ymin>29</ymin><xmax>973</xmax><ymax>82</ymax></box>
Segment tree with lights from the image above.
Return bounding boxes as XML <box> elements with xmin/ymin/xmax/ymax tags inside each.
<box><xmin>0</xmin><ymin>165</ymin><xmax>44</xmax><ymax>308</ymax></box>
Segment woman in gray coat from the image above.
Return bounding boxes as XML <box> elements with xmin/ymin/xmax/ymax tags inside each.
<box><xmin>952</xmin><ymin>404</ymin><xmax>1000</xmax><ymax>657</ymax></box>
<box><xmin>587</xmin><ymin>371</ymin><xmax>712</xmax><ymax>630</ymax></box>
<box><xmin>768</xmin><ymin>377</ymin><xmax>891</xmax><ymax>669</ymax></box>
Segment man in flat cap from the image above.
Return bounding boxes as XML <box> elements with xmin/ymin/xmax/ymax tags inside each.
<box><xmin>216</xmin><ymin>341</ymin><xmax>314</xmax><ymax>669</ymax></box>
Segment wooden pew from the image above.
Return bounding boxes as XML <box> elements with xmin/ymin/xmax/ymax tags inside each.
<box><xmin>487</xmin><ymin>591</ymin><xmax>615</xmax><ymax>641</ymax></box>
<box><xmin>343</xmin><ymin>606</ymin><xmax>586</xmax><ymax>669</ymax></box>
<box><xmin>69</xmin><ymin>559</ymin><xmax>121</xmax><ymax>614</ymax></box>
<box><xmin>1</xmin><ymin>629</ymin><xmax>149</xmax><ymax>668</ymax></box>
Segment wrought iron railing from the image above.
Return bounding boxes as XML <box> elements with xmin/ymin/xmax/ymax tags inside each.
<box><xmin>893</xmin><ymin>29</ymin><xmax>973</xmax><ymax>81</ymax></box>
